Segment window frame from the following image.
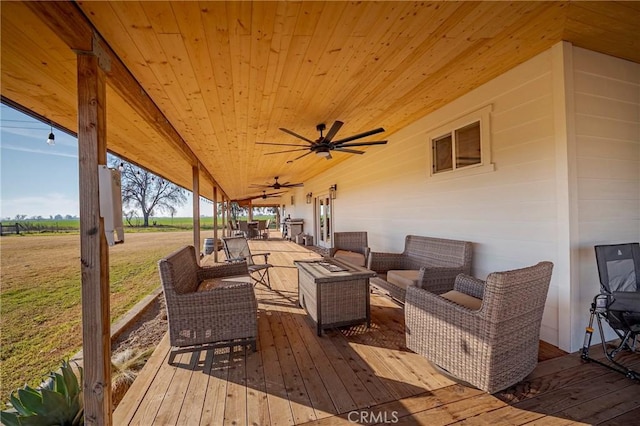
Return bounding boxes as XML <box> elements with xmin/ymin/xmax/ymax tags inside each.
<box><xmin>427</xmin><ymin>104</ymin><xmax>494</xmax><ymax>180</ymax></box>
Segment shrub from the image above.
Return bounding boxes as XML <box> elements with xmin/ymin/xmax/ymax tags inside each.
<box><xmin>1</xmin><ymin>360</ymin><xmax>83</xmax><ymax>426</ymax></box>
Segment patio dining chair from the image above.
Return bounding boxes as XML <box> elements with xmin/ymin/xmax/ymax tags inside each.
<box><xmin>222</xmin><ymin>236</ymin><xmax>272</xmax><ymax>288</ymax></box>
<box><xmin>257</xmin><ymin>219</ymin><xmax>268</xmax><ymax>239</ymax></box>
<box><xmin>237</xmin><ymin>221</ymin><xmax>249</xmax><ymax>238</ymax></box>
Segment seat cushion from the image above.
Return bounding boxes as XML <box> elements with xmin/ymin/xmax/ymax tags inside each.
<box><xmin>197</xmin><ymin>275</ymin><xmax>253</xmax><ymax>291</ymax></box>
<box><xmin>386</xmin><ymin>270</ymin><xmax>420</xmax><ymax>290</ymax></box>
<box><xmin>440</xmin><ymin>290</ymin><xmax>482</xmax><ymax>310</ymax></box>
<box><xmin>334</xmin><ymin>250</ymin><xmax>366</xmax><ymax>267</ymax></box>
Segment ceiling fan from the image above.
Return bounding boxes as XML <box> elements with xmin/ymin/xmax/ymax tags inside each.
<box><xmin>236</xmin><ymin>190</ymin><xmax>285</xmax><ymax>203</ymax></box>
<box><xmin>250</xmin><ymin>176</ymin><xmax>303</xmax><ymax>190</ymax></box>
<box><xmin>257</xmin><ymin>121</ymin><xmax>387</xmax><ymax>161</ymax></box>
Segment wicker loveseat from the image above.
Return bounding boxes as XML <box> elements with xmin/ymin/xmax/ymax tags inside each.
<box><xmin>405</xmin><ymin>261</ymin><xmax>553</xmax><ymax>393</ymax></box>
<box><xmin>158</xmin><ymin>245</ymin><xmax>258</xmax><ymax>364</ymax></box>
<box><xmin>368</xmin><ymin>235</ymin><xmax>473</xmax><ymax>303</ymax></box>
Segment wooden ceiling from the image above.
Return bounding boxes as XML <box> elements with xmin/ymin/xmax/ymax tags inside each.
<box><xmin>2</xmin><ymin>1</ymin><xmax>639</xmax><ymax>202</ymax></box>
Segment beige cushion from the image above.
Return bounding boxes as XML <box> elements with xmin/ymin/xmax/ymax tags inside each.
<box><xmin>440</xmin><ymin>290</ymin><xmax>482</xmax><ymax>310</ymax></box>
<box><xmin>387</xmin><ymin>270</ymin><xmax>420</xmax><ymax>290</ymax></box>
<box><xmin>334</xmin><ymin>250</ymin><xmax>366</xmax><ymax>267</ymax></box>
<box><xmin>197</xmin><ymin>275</ymin><xmax>252</xmax><ymax>292</ymax></box>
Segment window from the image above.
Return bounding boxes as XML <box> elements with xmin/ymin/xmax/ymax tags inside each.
<box><xmin>428</xmin><ymin>105</ymin><xmax>493</xmax><ymax>178</ymax></box>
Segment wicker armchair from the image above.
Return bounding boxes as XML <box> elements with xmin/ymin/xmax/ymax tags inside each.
<box><xmin>368</xmin><ymin>235</ymin><xmax>473</xmax><ymax>303</ymax></box>
<box><xmin>405</xmin><ymin>261</ymin><xmax>553</xmax><ymax>393</ymax></box>
<box><xmin>158</xmin><ymin>245</ymin><xmax>258</xmax><ymax>364</ymax></box>
<box><xmin>329</xmin><ymin>231</ymin><xmax>370</xmax><ymax>267</ymax></box>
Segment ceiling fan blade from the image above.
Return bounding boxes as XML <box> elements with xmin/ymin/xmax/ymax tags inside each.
<box><xmin>292</xmin><ymin>151</ymin><xmax>314</xmax><ymax>161</ymax></box>
<box><xmin>333</xmin><ymin>148</ymin><xmax>364</xmax><ymax>154</ymax></box>
<box><xmin>323</xmin><ymin>121</ymin><xmax>343</xmax><ymax>143</ymax></box>
<box><xmin>279</xmin><ymin>128</ymin><xmax>315</xmax><ymax>144</ymax></box>
<box><xmin>282</xmin><ymin>183</ymin><xmax>304</xmax><ymax>187</ymax></box>
<box><xmin>264</xmin><ymin>148</ymin><xmax>310</xmax><ymax>155</ymax></box>
<box><xmin>331</xmin><ymin>127</ymin><xmax>385</xmax><ymax>145</ymax></box>
<box><xmin>334</xmin><ymin>140</ymin><xmax>388</xmax><ymax>148</ymax></box>
<box><xmin>256</xmin><ymin>142</ymin><xmax>308</xmax><ymax>147</ymax></box>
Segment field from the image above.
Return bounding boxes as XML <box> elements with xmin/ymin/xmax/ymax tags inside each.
<box><xmin>0</xmin><ymin>216</ymin><xmax>276</xmax><ymax>234</ymax></box>
<box><xmin>0</xmin><ymin>230</ymin><xmax>217</xmax><ymax>405</ymax></box>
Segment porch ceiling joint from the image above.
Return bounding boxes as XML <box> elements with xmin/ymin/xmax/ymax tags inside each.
<box><xmin>20</xmin><ymin>0</ymin><xmax>228</xmax><ymax>198</ymax></box>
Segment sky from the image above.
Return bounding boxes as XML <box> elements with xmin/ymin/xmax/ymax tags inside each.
<box><xmin>0</xmin><ymin>104</ymin><xmax>202</xmax><ymax>219</ymax></box>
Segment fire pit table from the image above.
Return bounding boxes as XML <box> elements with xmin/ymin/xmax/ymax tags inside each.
<box><xmin>294</xmin><ymin>257</ymin><xmax>376</xmax><ymax>336</ymax></box>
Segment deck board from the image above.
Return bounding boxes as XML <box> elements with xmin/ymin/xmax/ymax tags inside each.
<box><xmin>114</xmin><ymin>239</ymin><xmax>640</xmax><ymax>425</ymax></box>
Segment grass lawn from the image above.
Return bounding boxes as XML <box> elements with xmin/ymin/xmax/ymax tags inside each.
<box><xmin>1</xmin><ymin>216</ymin><xmax>277</xmax><ymax>234</ymax></box>
<box><xmin>0</xmin><ymin>230</ymin><xmax>214</xmax><ymax>406</ymax></box>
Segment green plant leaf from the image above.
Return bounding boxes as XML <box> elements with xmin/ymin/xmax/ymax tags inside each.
<box><xmin>9</xmin><ymin>391</ymin><xmax>32</xmax><ymax>416</ymax></box>
<box><xmin>50</xmin><ymin>372</ymin><xmax>66</xmax><ymax>397</ymax></box>
<box><xmin>16</xmin><ymin>387</ymin><xmax>45</xmax><ymax>416</ymax></box>
<box><xmin>61</xmin><ymin>362</ymin><xmax>80</xmax><ymax>399</ymax></box>
<box><xmin>41</xmin><ymin>389</ymin><xmax>72</xmax><ymax>423</ymax></box>
<box><xmin>0</xmin><ymin>410</ymin><xmax>20</xmax><ymax>426</ymax></box>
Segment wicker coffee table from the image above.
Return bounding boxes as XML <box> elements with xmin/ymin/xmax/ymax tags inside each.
<box><xmin>295</xmin><ymin>257</ymin><xmax>376</xmax><ymax>336</ymax></box>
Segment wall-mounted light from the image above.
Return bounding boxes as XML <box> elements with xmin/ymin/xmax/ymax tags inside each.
<box><xmin>329</xmin><ymin>184</ymin><xmax>337</xmax><ymax>199</ymax></box>
<box><xmin>46</xmin><ymin>124</ymin><xmax>55</xmax><ymax>146</ymax></box>
<box><xmin>118</xmin><ymin>162</ymin><xmax>125</xmax><ymax>172</ymax></box>
<box><xmin>306</xmin><ymin>192</ymin><xmax>313</xmax><ymax>204</ymax></box>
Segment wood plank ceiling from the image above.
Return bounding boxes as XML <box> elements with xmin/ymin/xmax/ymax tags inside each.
<box><xmin>2</xmin><ymin>1</ymin><xmax>639</xmax><ymax>202</ymax></box>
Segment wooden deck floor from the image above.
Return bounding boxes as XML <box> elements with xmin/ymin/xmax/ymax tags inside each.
<box><xmin>114</xmin><ymin>239</ymin><xmax>640</xmax><ymax>425</ymax></box>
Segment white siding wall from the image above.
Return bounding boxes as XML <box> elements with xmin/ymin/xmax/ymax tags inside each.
<box><xmin>572</xmin><ymin>47</ymin><xmax>640</xmax><ymax>349</ymax></box>
<box><xmin>288</xmin><ymin>43</ymin><xmax>640</xmax><ymax>351</ymax></box>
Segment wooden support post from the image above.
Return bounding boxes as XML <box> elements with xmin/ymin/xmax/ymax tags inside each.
<box><xmin>192</xmin><ymin>164</ymin><xmax>200</xmax><ymax>263</ymax></box>
<box><xmin>221</xmin><ymin>196</ymin><xmax>226</xmax><ymax>238</ymax></box>
<box><xmin>77</xmin><ymin>52</ymin><xmax>111</xmax><ymax>424</ymax></box>
<box><xmin>213</xmin><ymin>186</ymin><xmax>219</xmax><ymax>263</ymax></box>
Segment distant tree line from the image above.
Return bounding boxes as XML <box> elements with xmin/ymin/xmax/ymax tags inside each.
<box><xmin>3</xmin><ymin>214</ymin><xmax>79</xmax><ymax>221</ymax></box>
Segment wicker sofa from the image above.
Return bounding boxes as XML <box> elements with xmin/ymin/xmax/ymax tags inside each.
<box><xmin>158</xmin><ymin>245</ymin><xmax>258</xmax><ymax>364</ymax></box>
<box><xmin>368</xmin><ymin>235</ymin><xmax>473</xmax><ymax>303</ymax></box>
<box><xmin>405</xmin><ymin>261</ymin><xmax>553</xmax><ymax>393</ymax></box>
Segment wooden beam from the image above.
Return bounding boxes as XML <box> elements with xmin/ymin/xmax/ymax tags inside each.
<box><xmin>77</xmin><ymin>52</ymin><xmax>112</xmax><ymax>424</ymax></box>
<box><xmin>192</xmin><ymin>164</ymin><xmax>201</xmax><ymax>263</ymax></box>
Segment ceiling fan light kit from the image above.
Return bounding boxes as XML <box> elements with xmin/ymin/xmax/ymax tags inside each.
<box><xmin>257</xmin><ymin>120</ymin><xmax>388</xmax><ymax>162</ymax></box>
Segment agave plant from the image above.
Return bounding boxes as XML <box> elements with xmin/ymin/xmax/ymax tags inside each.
<box><xmin>1</xmin><ymin>360</ymin><xmax>83</xmax><ymax>426</ymax></box>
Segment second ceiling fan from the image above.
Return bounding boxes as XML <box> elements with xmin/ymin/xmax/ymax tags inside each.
<box><xmin>257</xmin><ymin>121</ymin><xmax>387</xmax><ymax>161</ymax></box>
<box><xmin>236</xmin><ymin>190</ymin><xmax>285</xmax><ymax>203</ymax></box>
<box><xmin>250</xmin><ymin>176</ymin><xmax>303</xmax><ymax>190</ymax></box>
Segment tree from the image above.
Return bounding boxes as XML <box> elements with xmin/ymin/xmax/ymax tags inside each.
<box><xmin>114</xmin><ymin>160</ymin><xmax>187</xmax><ymax>227</ymax></box>
<box><xmin>229</xmin><ymin>202</ymin><xmax>246</xmax><ymax>221</ymax></box>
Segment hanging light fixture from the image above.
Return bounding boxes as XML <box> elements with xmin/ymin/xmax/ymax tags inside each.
<box><xmin>46</xmin><ymin>124</ymin><xmax>55</xmax><ymax>146</ymax></box>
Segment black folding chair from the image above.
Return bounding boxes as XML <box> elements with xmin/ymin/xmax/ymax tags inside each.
<box><xmin>581</xmin><ymin>243</ymin><xmax>640</xmax><ymax>380</ymax></box>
